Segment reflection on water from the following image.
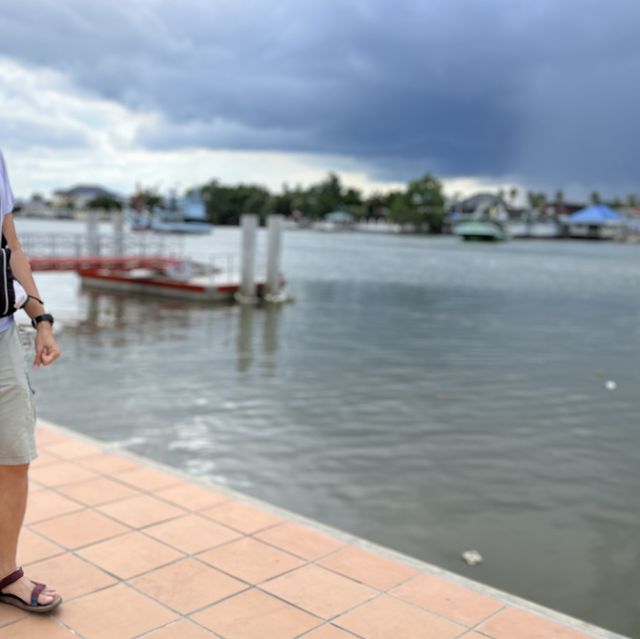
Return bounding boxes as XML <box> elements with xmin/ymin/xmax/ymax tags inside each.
<box><xmin>24</xmin><ymin>221</ymin><xmax>640</xmax><ymax>637</ymax></box>
<box><xmin>77</xmin><ymin>289</ymin><xmax>283</xmax><ymax>375</ymax></box>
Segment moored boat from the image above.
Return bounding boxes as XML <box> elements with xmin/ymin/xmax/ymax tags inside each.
<box><xmin>454</xmin><ymin>220</ymin><xmax>509</xmax><ymax>242</ymax></box>
<box><xmin>150</xmin><ymin>218</ymin><xmax>213</xmax><ymax>234</ymax></box>
<box><xmin>127</xmin><ymin>193</ymin><xmax>213</xmax><ymax>234</ymax></box>
<box><xmin>78</xmin><ymin>259</ymin><xmax>276</xmax><ymax>303</ymax></box>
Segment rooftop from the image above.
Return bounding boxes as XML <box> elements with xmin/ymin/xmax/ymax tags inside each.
<box><xmin>3</xmin><ymin>420</ymin><xmax>624</xmax><ymax>639</ymax></box>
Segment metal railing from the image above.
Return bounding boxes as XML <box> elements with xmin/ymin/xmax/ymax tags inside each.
<box><xmin>19</xmin><ymin>232</ymin><xmax>241</xmax><ymax>283</ymax></box>
<box><xmin>19</xmin><ymin>232</ymin><xmax>185</xmax><ymax>259</ymax></box>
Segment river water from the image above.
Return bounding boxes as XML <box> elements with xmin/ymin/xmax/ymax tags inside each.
<box><xmin>19</xmin><ymin>219</ymin><xmax>639</xmax><ymax>636</ymax></box>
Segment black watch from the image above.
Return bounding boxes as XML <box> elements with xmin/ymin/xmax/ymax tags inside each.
<box><xmin>31</xmin><ymin>313</ymin><xmax>54</xmax><ymax>329</ymax></box>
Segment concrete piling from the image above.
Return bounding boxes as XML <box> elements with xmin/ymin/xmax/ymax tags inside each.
<box><xmin>86</xmin><ymin>210</ymin><xmax>100</xmax><ymax>255</ymax></box>
<box><xmin>265</xmin><ymin>214</ymin><xmax>283</xmax><ymax>299</ymax></box>
<box><xmin>238</xmin><ymin>213</ymin><xmax>258</xmax><ymax>302</ymax></box>
<box><xmin>113</xmin><ymin>209</ymin><xmax>125</xmax><ymax>256</ymax></box>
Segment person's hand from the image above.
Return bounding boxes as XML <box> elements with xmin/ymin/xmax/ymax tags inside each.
<box><xmin>33</xmin><ymin>324</ymin><xmax>61</xmax><ymax>368</ymax></box>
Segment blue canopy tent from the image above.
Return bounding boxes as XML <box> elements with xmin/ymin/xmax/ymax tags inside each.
<box><xmin>565</xmin><ymin>205</ymin><xmax>623</xmax><ymax>225</ymax></box>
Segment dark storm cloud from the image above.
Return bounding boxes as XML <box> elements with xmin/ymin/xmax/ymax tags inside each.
<box><xmin>2</xmin><ymin>0</ymin><xmax>640</xmax><ymax>189</ymax></box>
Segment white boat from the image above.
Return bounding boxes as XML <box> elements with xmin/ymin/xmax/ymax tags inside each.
<box><xmin>150</xmin><ymin>218</ymin><xmax>213</xmax><ymax>234</ymax></box>
<box><xmin>454</xmin><ymin>220</ymin><xmax>509</xmax><ymax>242</ymax></box>
<box><xmin>127</xmin><ymin>194</ymin><xmax>213</xmax><ymax>235</ymax></box>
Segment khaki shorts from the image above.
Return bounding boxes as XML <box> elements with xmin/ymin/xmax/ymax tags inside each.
<box><xmin>0</xmin><ymin>323</ymin><xmax>37</xmax><ymax>464</ymax></box>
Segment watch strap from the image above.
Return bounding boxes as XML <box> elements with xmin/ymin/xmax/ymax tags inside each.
<box><xmin>32</xmin><ymin>313</ymin><xmax>54</xmax><ymax>329</ymax></box>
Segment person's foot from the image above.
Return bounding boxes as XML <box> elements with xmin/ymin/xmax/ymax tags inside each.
<box><xmin>0</xmin><ymin>573</ymin><xmax>57</xmax><ymax>605</ymax></box>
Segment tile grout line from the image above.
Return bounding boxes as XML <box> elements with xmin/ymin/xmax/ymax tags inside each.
<box><xmin>295</xmin><ymin>621</ymin><xmax>367</xmax><ymax>639</ymax></box>
<box><xmin>451</xmin><ymin>604</ymin><xmax>509</xmax><ymax>639</ymax></box>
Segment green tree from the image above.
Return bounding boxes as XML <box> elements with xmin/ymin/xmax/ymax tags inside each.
<box><xmin>200</xmin><ymin>181</ymin><xmax>272</xmax><ymax>225</ymax></box>
<box><xmin>388</xmin><ymin>173</ymin><xmax>446</xmax><ymax>233</ymax></box>
<box><xmin>306</xmin><ymin>173</ymin><xmax>344</xmax><ymax>219</ymax></box>
<box><xmin>590</xmin><ymin>190</ymin><xmax>601</xmax><ymax>205</ymax></box>
<box><xmin>132</xmin><ymin>189</ymin><xmax>164</xmax><ymax>212</ymax></box>
<box><xmin>527</xmin><ymin>191</ymin><xmax>547</xmax><ymax>211</ymax></box>
<box><xmin>610</xmin><ymin>197</ymin><xmax>623</xmax><ymax>209</ymax></box>
<box><xmin>87</xmin><ymin>195</ymin><xmax>122</xmax><ymax>211</ymax></box>
<box><xmin>364</xmin><ymin>193</ymin><xmax>386</xmax><ymax>220</ymax></box>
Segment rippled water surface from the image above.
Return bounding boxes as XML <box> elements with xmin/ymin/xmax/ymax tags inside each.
<box><xmin>22</xmin><ymin>219</ymin><xmax>640</xmax><ymax>636</ymax></box>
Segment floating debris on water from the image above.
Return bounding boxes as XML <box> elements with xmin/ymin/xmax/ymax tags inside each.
<box><xmin>605</xmin><ymin>380</ymin><xmax>617</xmax><ymax>391</ymax></box>
<box><xmin>462</xmin><ymin>550</ymin><xmax>483</xmax><ymax>566</ymax></box>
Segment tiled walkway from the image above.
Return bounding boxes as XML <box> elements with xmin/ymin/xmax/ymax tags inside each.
<box><xmin>0</xmin><ymin>420</ymin><xmax>624</xmax><ymax>639</ymax></box>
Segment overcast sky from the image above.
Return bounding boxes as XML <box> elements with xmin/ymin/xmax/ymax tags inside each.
<box><xmin>1</xmin><ymin>0</ymin><xmax>638</xmax><ymax>200</ymax></box>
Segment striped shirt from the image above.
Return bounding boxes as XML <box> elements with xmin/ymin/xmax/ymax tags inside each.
<box><xmin>0</xmin><ymin>151</ymin><xmax>15</xmax><ymax>332</ymax></box>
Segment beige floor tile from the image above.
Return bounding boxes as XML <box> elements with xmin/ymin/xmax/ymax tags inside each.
<box><xmin>35</xmin><ymin>427</ymin><xmax>69</xmax><ymax>446</ymax></box>
<box><xmin>130</xmin><ymin>557</ymin><xmax>246</xmax><ymax>614</ymax></box>
<box><xmin>55</xmin><ymin>583</ymin><xmax>177</xmax><ymax>639</ymax></box>
<box><xmin>319</xmin><ymin>545</ymin><xmax>418</xmax><ymax>591</ymax></box>
<box><xmin>31</xmin><ymin>509</ymin><xmax>130</xmax><ymax>550</ymax></box>
<box><xmin>458</xmin><ymin>633</ymin><xmax>490</xmax><ymax>638</ymax></box>
<box><xmin>97</xmin><ymin>493</ymin><xmax>186</xmax><ymax>529</ymax></box>
<box><xmin>192</xmin><ymin>588</ymin><xmax>321</xmax><ymax>639</ymax></box>
<box><xmin>45</xmin><ymin>439</ymin><xmax>103</xmax><ymax>460</ymax></box>
<box><xmin>335</xmin><ymin>594</ymin><xmax>465</xmax><ymax>639</ymax></box>
<box><xmin>114</xmin><ymin>465</ymin><xmax>184</xmax><ymax>491</ymax></box>
<box><xmin>0</xmin><ymin>605</ymin><xmax>27</xmax><ymax>628</ymax></box>
<box><xmin>17</xmin><ymin>528</ymin><xmax>65</xmax><ymax>565</ymax></box>
<box><xmin>255</xmin><ymin>522</ymin><xmax>347</xmax><ymax>560</ymax></box>
<box><xmin>57</xmin><ymin>476</ymin><xmax>141</xmax><ymax>506</ymax></box>
<box><xmin>155</xmin><ymin>481</ymin><xmax>231</xmax><ymax>511</ymax></box>
<box><xmin>391</xmin><ymin>573</ymin><xmax>504</xmax><ymax>626</ymax></box>
<box><xmin>26</xmin><ymin>552</ymin><xmax>118</xmax><ymax>601</ymax></box>
<box><xmin>144</xmin><ymin>619</ymin><xmax>218</xmax><ymax>638</ymax></box>
<box><xmin>198</xmin><ymin>537</ymin><xmax>304</xmax><ymax>584</ymax></box>
<box><xmin>77</xmin><ymin>452</ymin><xmax>141</xmax><ymax>474</ymax></box>
<box><xmin>30</xmin><ymin>450</ymin><xmax>63</xmax><ymax>469</ymax></box>
<box><xmin>28</xmin><ymin>481</ymin><xmax>47</xmax><ymax>493</ymax></box>
<box><xmin>144</xmin><ymin>513</ymin><xmax>242</xmax><ymax>554</ymax></box>
<box><xmin>24</xmin><ymin>489</ymin><xmax>84</xmax><ymax>524</ymax></box>
<box><xmin>0</xmin><ymin>616</ymin><xmax>77</xmax><ymax>638</ymax></box>
<box><xmin>302</xmin><ymin>625</ymin><xmax>360</xmax><ymax>639</ymax></box>
<box><xmin>77</xmin><ymin>531</ymin><xmax>184</xmax><ymax>579</ymax></box>
<box><xmin>477</xmin><ymin>606</ymin><xmax>595</xmax><ymax>639</ymax></box>
<box><xmin>28</xmin><ymin>461</ymin><xmax>98</xmax><ymax>487</ymax></box>
<box><xmin>200</xmin><ymin>500</ymin><xmax>283</xmax><ymax>534</ymax></box>
<box><xmin>261</xmin><ymin>564</ymin><xmax>376</xmax><ymax>619</ymax></box>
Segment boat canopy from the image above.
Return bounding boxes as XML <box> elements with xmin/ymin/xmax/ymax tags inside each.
<box><xmin>179</xmin><ymin>195</ymin><xmax>207</xmax><ymax>221</ymax></box>
<box><xmin>565</xmin><ymin>205</ymin><xmax>623</xmax><ymax>224</ymax></box>
<box><xmin>325</xmin><ymin>210</ymin><xmax>354</xmax><ymax>223</ymax></box>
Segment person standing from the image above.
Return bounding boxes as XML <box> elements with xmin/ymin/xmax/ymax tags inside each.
<box><xmin>0</xmin><ymin>150</ymin><xmax>62</xmax><ymax>612</ymax></box>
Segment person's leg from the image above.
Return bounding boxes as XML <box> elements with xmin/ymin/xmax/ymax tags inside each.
<box><xmin>0</xmin><ymin>463</ymin><xmax>56</xmax><ymax>604</ymax></box>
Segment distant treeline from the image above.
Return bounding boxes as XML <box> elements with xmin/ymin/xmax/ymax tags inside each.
<box><xmin>115</xmin><ymin>173</ymin><xmax>640</xmax><ymax>232</ymax></box>
<box><xmin>194</xmin><ymin>172</ymin><xmax>447</xmax><ymax>232</ymax></box>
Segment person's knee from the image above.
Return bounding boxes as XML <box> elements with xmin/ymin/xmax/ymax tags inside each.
<box><xmin>0</xmin><ymin>462</ymin><xmax>29</xmax><ymax>476</ymax></box>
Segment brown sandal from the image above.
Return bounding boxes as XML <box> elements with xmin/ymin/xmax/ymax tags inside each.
<box><xmin>0</xmin><ymin>567</ymin><xmax>62</xmax><ymax>613</ymax></box>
